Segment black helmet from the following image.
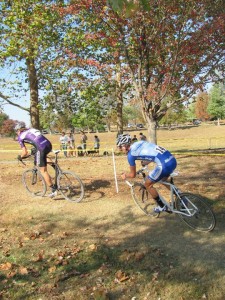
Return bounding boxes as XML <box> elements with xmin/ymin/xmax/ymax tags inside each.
<box><xmin>116</xmin><ymin>134</ymin><xmax>131</xmax><ymax>147</ymax></box>
<box><xmin>14</xmin><ymin>122</ymin><xmax>26</xmax><ymax>131</ymax></box>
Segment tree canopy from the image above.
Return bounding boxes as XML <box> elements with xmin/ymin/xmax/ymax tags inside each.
<box><xmin>0</xmin><ymin>0</ymin><xmax>224</xmax><ymax>141</ymax></box>
<box><xmin>208</xmin><ymin>82</ymin><xmax>225</xmax><ymax>125</ymax></box>
<box><xmin>63</xmin><ymin>0</ymin><xmax>225</xmax><ymax>141</ymax></box>
<box><xmin>0</xmin><ymin>0</ymin><xmax>67</xmax><ymax>128</ymax></box>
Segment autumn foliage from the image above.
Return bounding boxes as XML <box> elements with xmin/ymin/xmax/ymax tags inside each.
<box><xmin>61</xmin><ymin>0</ymin><xmax>225</xmax><ymax>141</ymax></box>
<box><xmin>195</xmin><ymin>92</ymin><xmax>211</xmax><ymax>121</ymax></box>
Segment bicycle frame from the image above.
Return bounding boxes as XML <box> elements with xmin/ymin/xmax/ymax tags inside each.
<box><xmin>158</xmin><ymin>179</ymin><xmax>198</xmax><ymax>217</ymax></box>
<box><xmin>47</xmin><ymin>150</ymin><xmax>62</xmax><ymax>186</ymax></box>
<box><xmin>126</xmin><ymin>167</ymin><xmax>199</xmax><ymax>218</ymax></box>
<box><xmin>20</xmin><ymin>150</ymin><xmax>62</xmax><ymax>186</ymax></box>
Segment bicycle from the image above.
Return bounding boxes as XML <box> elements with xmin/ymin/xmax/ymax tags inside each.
<box><xmin>19</xmin><ymin>150</ymin><xmax>85</xmax><ymax>202</ymax></box>
<box><xmin>125</xmin><ymin>167</ymin><xmax>216</xmax><ymax>232</ymax></box>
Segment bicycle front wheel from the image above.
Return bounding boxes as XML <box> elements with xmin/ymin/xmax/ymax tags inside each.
<box><xmin>131</xmin><ymin>182</ymin><xmax>159</xmax><ymax>217</ymax></box>
<box><xmin>22</xmin><ymin>168</ymin><xmax>47</xmax><ymax>197</ymax></box>
<box><xmin>57</xmin><ymin>171</ymin><xmax>84</xmax><ymax>202</ymax></box>
<box><xmin>176</xmin><ymin>193</ymin><xmax>216</xmax><ymax>232</ymax></box>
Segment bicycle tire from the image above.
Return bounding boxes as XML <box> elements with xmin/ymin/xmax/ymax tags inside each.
<box><xmin>22</xmin><ymin>168</ymin><xmax>47</xmax><ymax>197</ymax></box>
<box><xmin>57</xmin><ymin>171</ymin><xmax>84</xmax><ymax>202</ymax></box>
<box><xmin>175</xmin><ymin>192</ymin><xmax>216</xmax><ymax>232</ymax></box>
<box><xmin>131</xmin><ymin>182</ymin><xmax>159</xmax><ymax>217</ymax></box>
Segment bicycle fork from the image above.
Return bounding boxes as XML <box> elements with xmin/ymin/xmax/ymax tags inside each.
<box><xmin>31</xmin><ymin>169</ymin><xmax>38</xmax><ymax>185</ymax></box>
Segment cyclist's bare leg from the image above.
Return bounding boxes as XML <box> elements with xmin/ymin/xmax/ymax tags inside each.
<box><xmin>47</xmin><ymin>157</ymin><xmax>52</xmax><ymax>164</ymax></box>
<box><xmin>145</xmin><ymin>177</ymin><xmax>169</xmax><ymax>207</ymax></box>
<box><xmin>144</xmin><ymin>178</ymin><xmax>159</xmax><ymax>199</ymax></box>
<box><xmin>39</xmin><ymin>166</ymin><xmax>53</xmax><ymax>188</ymax></box>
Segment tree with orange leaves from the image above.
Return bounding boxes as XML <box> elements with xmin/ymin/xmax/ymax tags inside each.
<box><xmin>64</xmin><ymin>0</ymin><xmax>225</xmax><ymax>142</ymax></box>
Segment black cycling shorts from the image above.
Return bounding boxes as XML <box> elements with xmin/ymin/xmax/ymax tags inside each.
<box><xmin>35</xmin><ymin>145</ymin><xmax>52</xmax><ymax>167</ymax></box>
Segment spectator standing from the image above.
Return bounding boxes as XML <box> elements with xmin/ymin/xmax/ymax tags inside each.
<box><xmin>132</xmin><ymin>134</ymin><xmax>138</xmax><ymax>143</ymax></box>
<box><xmin>139</xmin><ymin>132</ymin><xmax>147</xmax><ymax>141</ymax></box>
<box><xmin>68</xmin><ymin>132</ymin><xmax>76</xmax><ymax>157</ymax></box>
<box><xmin>59</xmin><ymin>132</ymin><xmax>69</xmax><ymax>158</ymax></box>
<box><xmin>94</xmin><ymin>135</ymin><xmax>100</xmax><ymax>154</ymax></box>
<box><xmin>80</xmin><ymin>131</ymin><xmax>88</xmax><ymax>155</ymax></box>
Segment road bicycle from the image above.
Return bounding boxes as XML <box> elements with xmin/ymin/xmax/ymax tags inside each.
<box><xmin>20</xmin><ymin>150</ymin><xmax>85</xmax><ymax>203</ymax></box>
<box><xmin>125</xmin><ymin>167</ymin><xmax>216</xmax><ymax>232</ymax></box>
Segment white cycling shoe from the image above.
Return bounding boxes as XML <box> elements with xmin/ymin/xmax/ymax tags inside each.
<box><xmin>49</xmin><ymin>191</ymin><xmax>57</xmax><ymax>198</ymax></box>
<box><xmin>154</xmin><ymin>205</ymin><xmax>170</xmax><ymax>214</ymax></box>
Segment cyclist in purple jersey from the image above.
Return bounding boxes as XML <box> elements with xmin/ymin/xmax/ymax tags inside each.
<box><xmin>117</xmin><ymin>134</ymin><xmax>177</xmax><ymax>213</ymax></box>
<box><xmin>15</xmin><ymin>122</ymin><xmax>57</xmax><ymax>198</ymax></box>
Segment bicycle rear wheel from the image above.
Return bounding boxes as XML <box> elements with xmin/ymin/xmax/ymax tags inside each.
<box><xmin>22</xmin><ymin>168</ymin><xmax>47</xmax><ymax>197</ymax></box>
<box><xmin>57</xmin><ymin>171</ymin><xmax>84</xmax><ymax>202</ymax></box>
<box><xmin>176</xmin><ymin>193</ymin><xmax>216</xmax><ymax>232</ymax></box>
<box><xmin>131</xmin><ymin>182</ymin><xmax>159</xmax><ymax>217</ymax></box>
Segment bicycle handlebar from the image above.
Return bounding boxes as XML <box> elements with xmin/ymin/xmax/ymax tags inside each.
<box><xmin>17</xmin><ymin>154</ymin><xmax>31</xmax><ymax>166</ymax></box>
<box><xmin>123</xmin><ymin>167</ymin><xmax>179</xmax><ymax>188</ymax></box>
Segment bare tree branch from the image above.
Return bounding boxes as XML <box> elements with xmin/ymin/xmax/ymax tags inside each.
<box><xmin>0</xmin><ymin>92</ymin><xmax>30</xmax><ymax>113</ymax></box>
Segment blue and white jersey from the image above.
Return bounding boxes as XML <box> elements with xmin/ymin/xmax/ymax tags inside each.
<box><xmin>127</xmin><ymin>141</ymin><xmax>175</xmax><ymax>167</ymax></box>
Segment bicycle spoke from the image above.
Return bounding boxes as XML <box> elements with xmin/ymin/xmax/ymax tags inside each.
<box><xmin>176</xmin><ymin>193</ymin><xmax>216</xmax><ymax>232</ymax></box>
<box><xmin>132</xmin><ymin>182</ymin><xmax>159</xmax><ymax>217</ymax></box>
<box><xmin>22</xmin><ymin>169</ymin><xmax>46</xmax><ymax>197</ymax></box>
<box><xmin>58</xmin><ymin>171</ymin><xmax>84</xmax><ymax>202</ymax></box>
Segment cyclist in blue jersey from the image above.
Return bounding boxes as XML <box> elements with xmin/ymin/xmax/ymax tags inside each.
<box><xmin>15</xmin><ymin>122</ymin><xmax>57</xmax><ymax>198</ymax></box>
<box><xmin>117</xmin><ymin>133</ymin><xmax>177</xmax><ymax>213</ymax></box>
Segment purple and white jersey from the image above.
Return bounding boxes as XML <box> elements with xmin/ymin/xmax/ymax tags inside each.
<box><xmin>17</xmin><ymin>128</ymin><xmax>52</xmax><ymax>151</ymax></box>
<box><xmin>127</xmin><ymin>141</ymin><xmax>175</xmax><ymax>167</ymax></box>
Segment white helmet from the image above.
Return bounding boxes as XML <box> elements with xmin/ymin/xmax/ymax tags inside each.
<box><xmin>14</xmin><ymin>122</ymin><xmax>26</xmax><ymax>131</ymax></box>
<box><xmin>116</xmin><ymin>134</ymin><xmax>131</xmax><ymax>147</ymax></box>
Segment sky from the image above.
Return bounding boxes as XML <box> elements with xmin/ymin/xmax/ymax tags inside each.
<box><xmin>1</xmin><ymin>64</ymin><xmax>31</xmax><ymax>126</ymax></box>
<box><xmin>3</xmin><ymin>103</ymin><xmax>30</xmax><ymax>126</ymax></box>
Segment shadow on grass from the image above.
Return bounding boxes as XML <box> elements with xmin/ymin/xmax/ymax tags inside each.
<box><xmin>1</xmin><ymin>199</ymin><xmax>225</xmax><ymax>300</ymax></box>
<box><xmin>82</xmin><ymin>179</ymin><xmax>112</xmax><ymax>202</ymax></box>
<box><xmin>2</xmin><ymin>156</ymin><xmax>225</xmax><ymax>299</ymax></box>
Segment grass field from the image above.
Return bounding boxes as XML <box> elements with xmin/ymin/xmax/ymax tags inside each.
<box><xmin>1</xmin><ymin>124</ymin><xmax>225</xmax><ymax>300</ymax></box>
<box><xmin>1</xmin><ymin>123</ymin><xmax>225</xmax><ymax>158</ymax></box>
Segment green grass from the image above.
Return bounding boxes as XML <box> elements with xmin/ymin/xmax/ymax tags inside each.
<box><xmin>1</xmin><ymin>124</ymin><xmax>225</xmax><ymax>299</ymax></box>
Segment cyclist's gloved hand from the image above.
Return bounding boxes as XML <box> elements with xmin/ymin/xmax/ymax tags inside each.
<box><xmin>17</xmin><ymin>155</ymin><xmax>22</xmax><ymax>161</ymax></box>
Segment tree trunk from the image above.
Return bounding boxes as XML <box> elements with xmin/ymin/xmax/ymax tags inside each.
<box><xmin>138</xmin><ymin>94</ymin><xmax>158</xmax><ymax>143</ymax></box>
<box><xmin>146</xmin><ymin>118</ymin><xmax>157</xmax><ymax>144</ymax></box>
<box><xmin>116</xmin><ymin>64</ymin><xmax>123</xmax><ymax>135</ymax></box>
<box><xmin>26</xmin><ymin>57</ymin><xmax>39</xmax><ymax>129</ymax></box>
<box><xmin>116</xmin><ymin>90</ymin><xmax>123</xmax><ymax>135</ymax></box>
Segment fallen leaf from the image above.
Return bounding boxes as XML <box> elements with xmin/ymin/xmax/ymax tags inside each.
<box><xmin>55</xmin><ymin>270</ymin><xmax>81</xmax><ymax>282</ymax></box>
<box><xmin>7</xmin><ymin>270</ymin><xmax>17</xmax><ymax>278</ymax></box>
<box><xmin>152</xmin><ymin>272</ymin><xmax>159</xmax><ymax>281</ymax></box>
<box><xmin>34</xmin><ymin>251</ymin><xmax>44</xmax><ymax>262</ymax></box>
<box><xmin>3</xmin><ymin>250</ymin><xmax>10</xmax><ymax>257</ymax></box>
<box><xmin>0</xmin><ymin>262</ymin><xmax>13</xmax><ymax>270</ymax></box>
<box><xmin>0</xmin><ymin>228</ymin><xmax>7</xmax><ymax>232</ymax></box>
<box><xmin>19</xmin><ymin>267</ymin><xmax>29</xmax><ymax>275</ymax></box>
<box><xmin>115</xmin><ymin>270</ymin><xmax>130</xmax><ymax>282</ymax></box>
<box><xmin>92</xmin><ymin>288</ymin><xmax>109</xmax><ymax>300</ymax></box>
<box><xmin>89</xmin><ymin>244</ymin><xmax>97</xmax><ymax>251</ymax></box>
<box><xmin>48</xmin><ymin>266</ymin><xmax>57</xmax><ymax>273</ymax></box>
<box><xmin>135</xmin><ymin>252</ymin><xmax>145</xmax><ymax>261</ymax></box>
<box><xmin>30</xmin><ymin>231</ymin><xmax>41</xmax><ymax>240</ymax></box>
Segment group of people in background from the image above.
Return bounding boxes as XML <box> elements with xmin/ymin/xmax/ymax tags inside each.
<box><xmin>59</xmin><ymin>131</ymin><xmax>100</xmax><ymax>158</ymax></box>
<box><xmin>59</xmin><ymin>130</ymin><xmax>146</xmax><ymax>158</ymax></box>
<box><xmin>59</xmin><ymin>132</ymin><xmax>75</xmax><ymax>157</ymax></box>
<box><xmin>131</xmin><ymin>132</ymin><xmax>147</xmax><ymax>143</ymax></box>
